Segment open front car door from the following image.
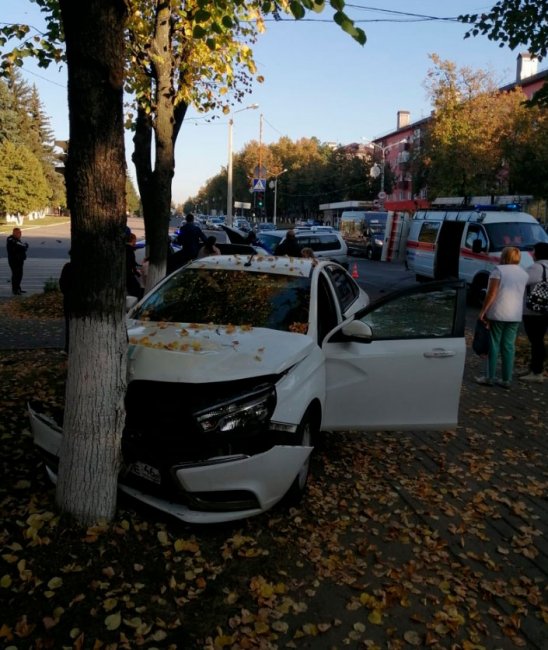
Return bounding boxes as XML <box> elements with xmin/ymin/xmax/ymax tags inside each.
<box><xmin>322</xmin><ymin>280</ymin><xmax>466</xmax><ymax>431</ymax></box>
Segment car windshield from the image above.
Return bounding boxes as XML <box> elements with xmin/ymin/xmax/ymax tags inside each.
<box><xmin>368</xmin><ymin>223</ymin><xmax>385</xmax><ymax>235</ymax></box>
<box><xmin>485</xmin><ymin>222</ymin><xmax>548</xmax><ymax>251</ymax></box>
<box><xmin>132</xmin><ymin>267</ymin><xmax>311</xmax><ymax>332</ymax></box>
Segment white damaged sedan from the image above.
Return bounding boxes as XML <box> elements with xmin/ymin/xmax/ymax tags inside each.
<box><xmin>30</xmin><ymin>254</ymin><xmax>467</xmax><ymax>524</ymax></box>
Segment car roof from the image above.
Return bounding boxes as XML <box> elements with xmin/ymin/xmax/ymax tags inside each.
<box><xmin>266</xmin><ymin>229</ymin><xmax>341</xmax><ymax>238</ymax></box>
<box><xmin>189</xmin><ymin>254</ymin><xmax>315</xmax><ymax>278</ymax></box>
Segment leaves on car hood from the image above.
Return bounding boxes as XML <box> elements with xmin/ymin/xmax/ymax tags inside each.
<box><xmin>127</xmin><ymin>320</ymin><xmax>315</xmax><ymax>380</ymax></box>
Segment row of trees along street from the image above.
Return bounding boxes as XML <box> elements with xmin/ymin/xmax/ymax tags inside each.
<box><xmin>0</xmin><ymin>0</ymin><xmax>546</xmax><ymax>525</ymax></box>
<box><xmin>189</xmin><ymin>55</ymin><xmax>548</xmax><ymax>220</ymax></box>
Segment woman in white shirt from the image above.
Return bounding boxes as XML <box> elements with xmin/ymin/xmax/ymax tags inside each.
<box><xmin>476</xmin><ymin>246</ymin><xmax>528</xmax><ymax>388</ymax></box>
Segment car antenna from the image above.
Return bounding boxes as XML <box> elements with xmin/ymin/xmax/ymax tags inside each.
<box><xmin>244</xmin><ymin>252</ymin><xmax>255</xmax><ymax>267</ymax></box>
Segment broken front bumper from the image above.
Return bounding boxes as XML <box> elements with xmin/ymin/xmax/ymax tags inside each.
<box><xmin>28</xmin><ymin>406</ymin><xmax>312</xmax><ymax>524</ymax></box>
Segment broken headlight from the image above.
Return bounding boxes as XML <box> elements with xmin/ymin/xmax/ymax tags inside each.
<box><xmin>195</xmin><ymin>384</ymin><xmax>276</xmax><ymax>435</ymax></box>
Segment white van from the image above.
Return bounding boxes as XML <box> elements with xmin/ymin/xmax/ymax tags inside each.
<box><xmin>406</xmin><ymin>202</ymin><xmax>548</xmax><ymax>303</ymax></box>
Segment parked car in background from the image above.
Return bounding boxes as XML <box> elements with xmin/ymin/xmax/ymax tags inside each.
<box><xmin>30</xmin><ymin>253</ymin><xmax>466</xmax><ymax>524</ymax></box>
<box><xmin>206</xmin><ymin>216</ymin><xmax>225</xmax><ymax>230</ymax></box>
<box><xmin>256</xmin><ymin>222</ymin><xmax>277</xmax><ymax>232</ymax></box>
<box><xmin>255</xmin><ymin>229</ymin><xmax>349</xmax><ymax>268</ymax></box>
<box><xmin>233</xmin><ymin>218</ymin><xmax>251</xmax><ymax>232</ymax></box>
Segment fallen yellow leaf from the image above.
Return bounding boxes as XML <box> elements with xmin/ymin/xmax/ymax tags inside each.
<box><xmin>105</xmin><ymin>611</ymin><xmax>121</xmax><ymax>631</ymax></box>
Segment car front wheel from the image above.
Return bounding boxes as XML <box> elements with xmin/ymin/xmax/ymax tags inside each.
<box><xmin>282</xmin><ymin>409</ymin><xmax>317</xmax><ymax>505</ymax></box>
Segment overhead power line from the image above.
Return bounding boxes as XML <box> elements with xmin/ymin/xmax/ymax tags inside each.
<box><xmin>262</xmin><ymin>4</ymin><xmax>461</xmax><ymax>24</ymax></box>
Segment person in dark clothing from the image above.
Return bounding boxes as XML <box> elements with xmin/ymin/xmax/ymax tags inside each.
<box><xmin>275</xmin><ymin>229</ymin><xmax>302</xmax><ymax>257</ymax></box>
<box><xmin>6</xmin><ymin>227</ymin><xmax>29</xmax><ymax>295</ymax></box>
<box><xmin>520</xmin><ymin>241</ymin><xmax>548</xmax><ymax>383</ymax></box>
<box><xmin>126</xmin><ymin>233</ymin><xmax>143</xmax><ymax>299</ymax></box>
<box><xmin>176</xmin><ymin>213</ymin><xmax>207</xmax><ymax>264</ymax></box>
<box><xmin>59</xmin><ymin>252</ymin><xmax>74</xmax><ymax>353</ymax></box>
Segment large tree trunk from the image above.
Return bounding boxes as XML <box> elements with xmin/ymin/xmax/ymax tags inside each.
<box><xmin>56</xmin><ymin>0</ymin><xmax>128</xmax><ymax>524</ymax></box>
<box><xmin>132</xmin><ymin>3</ymin><xmax>187</xmax><ymax>291</ymax></box>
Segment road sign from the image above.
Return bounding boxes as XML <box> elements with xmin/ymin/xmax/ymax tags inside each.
<box><xmin>254</xmin><ymin>165</ymin><xmax>267</xmax><ymax>178</ymax></box>
<box><xmin>234</xmin><ymin>201</ymin><xmax>251</xmax><ymax>209</ymax></box>
<box><xmin>252</xmin><ymin>178</ymin><xmax>266</xmax><ymax>192</ymax></box>
<box><xmin>378</xmin><ymin>191</ymin><xmax>387</xmax><ymax>200</ymax></box>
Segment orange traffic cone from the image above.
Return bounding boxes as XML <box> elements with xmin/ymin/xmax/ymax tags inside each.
<box><xmin>352</xmin><ymin>262</ymin><xmax>359</xmax><ymax>279</ymax></box>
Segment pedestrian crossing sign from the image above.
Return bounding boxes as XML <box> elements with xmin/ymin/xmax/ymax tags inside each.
<box><xmin>252</xmin><ymin>178</ymin><xmax>266</xmax><ymax>192</ymax></box>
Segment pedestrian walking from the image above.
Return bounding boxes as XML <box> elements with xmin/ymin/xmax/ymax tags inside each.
<box><xmin>476</xmin><ymin>246</ymin><xmax>528</xmax><ymax>389</ymax></box>
<box><xmin>176</xmin><ymin>213</ymin><xmax>207</xmax><ymax>264</ymax></box>
<box><xmin>519</xmin><ymin>241</ymin><xmax>548</xmax><ymax>383</ymax></box>
<box><xmin>6</xmin><ymin>227</ymin><xmax>29</xmax><ymax>295</ymax></box>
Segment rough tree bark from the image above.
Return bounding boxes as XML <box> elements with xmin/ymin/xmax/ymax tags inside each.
<box><xmin>131</xmin><ymin>2</ymin><xmax>187</xmax><ymax>290</ymax></box>
<box><xmin>56</xmin><ymin>0</ymin><xmax>128</xmax><ymax>524</ymax></box>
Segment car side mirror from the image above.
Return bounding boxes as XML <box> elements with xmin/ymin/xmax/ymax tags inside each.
<box><xmin>472</xmin><ymin>239</ymin><xmax>483</xmax><ymax>254</ymax></box>
<box><xmin>341</xmin><ymin>319</ymin><xmax>373</xmax><ymax>340</ymax></box>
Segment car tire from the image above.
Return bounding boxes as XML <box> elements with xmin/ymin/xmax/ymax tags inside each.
<box><xmin>282</xmin><ymin>408</ymin><xmax>317</xmax><ymax>506</ymax></box>
<box><xmin>366</xmin><ymin>247</ymin><xmax>373</xmax><ymax>260</ymax></box>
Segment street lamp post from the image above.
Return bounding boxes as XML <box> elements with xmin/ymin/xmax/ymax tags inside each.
<box><xmin>227</xmin><ymin>103</ymin><xmax>259</xmax><ymax>226</ymax></box>
<box><xmin>364</xmin><ymin>138</ymin><xmax>408</xmax><ymax>203</ymax></box>
<box><xmin>270</xmin><ymin>169</ymin><xmax>288</xmax><ymax>226</ymax></box>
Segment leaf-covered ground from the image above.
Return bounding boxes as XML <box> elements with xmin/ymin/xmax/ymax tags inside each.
<box><xmin>1</xmin><ymin>298</ymin><xmax>547</xmax><ymax>649</ymax></box>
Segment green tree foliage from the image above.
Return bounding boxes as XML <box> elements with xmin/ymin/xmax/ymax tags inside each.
<box><xmin>460</xmin><ymin>0</ymin><xmax>548</xmax><ymax>60</ymax></box>
<box><xmin>415</xmin><ymin>54</ymin><xmax>547</xmax><ymax>200</ymax></box>
<box><xmin>0</xmin><ymin>78</ymin><xmax>22</xmax><ymax>142</ymax></box>
<box><xmin>0</xmin><ymin>73</ymin><xmax>65</xmax><ymax>207</ymax></box>
<box><xmin>0</xmin><ymin>140</ymin><xmax>50</xmax><ymax>213</ymax></box>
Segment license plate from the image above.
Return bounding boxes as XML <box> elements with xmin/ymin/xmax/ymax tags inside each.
<box><xmin>131</xmin><ymin>461</ymin><xmax>161</xmax><ymax>485</ymax></box>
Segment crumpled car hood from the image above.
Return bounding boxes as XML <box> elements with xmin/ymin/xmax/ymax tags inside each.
<box><xmin>127</xmin><ymin>320</ymin><xmax>315</xmax><ymax>383</ymax></box>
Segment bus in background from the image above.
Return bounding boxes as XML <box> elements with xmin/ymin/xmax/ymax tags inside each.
<box><xmin>340</xmin><ymin>211</ymin><xmax>389</xmax><ymax>260</ymax></box>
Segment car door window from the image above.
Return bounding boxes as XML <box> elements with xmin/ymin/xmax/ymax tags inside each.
<box><xmin>359</xmin><ymin>283</ymin><xmax>463</xmax><ymax>339</ymax></box>
<box><xmin>419</xmin><ymin>222</ymin><xmax>440</xmax><ymax>243</ymax></box>
<box><xmin>317</xmin><ymin>274</ymin><xmax>339</xmax><ymax>341</ymax></box>
<box><xmin>316</xmin><ymin>235</ymin><xmax>341</xmax><ymax>251</ymax></box>
<box><xmin>361</xmin><ymin>288</ymin><xmax>459</xmax><ymax>339</ymax></box>
<box><xmin>464</xmin><ymin>225</ymin><xmax>488</xmax><ymax>251</ymax></box>
<box><xmin>325</xmin><ymin>265</ymin><xmax>359</xmax><ymax>312</ymax></box>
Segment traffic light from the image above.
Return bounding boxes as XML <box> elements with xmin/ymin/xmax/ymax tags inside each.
<box><xmin>257</xmin><ymin>192</ymin><xmax>264</xmax><ymax>207</ymax></box>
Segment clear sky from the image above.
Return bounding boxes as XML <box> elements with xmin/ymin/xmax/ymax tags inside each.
<box><xmin>1</xmin><ymin>1</ymin><xmax>545</xmax><ymax>206</ymax></box>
